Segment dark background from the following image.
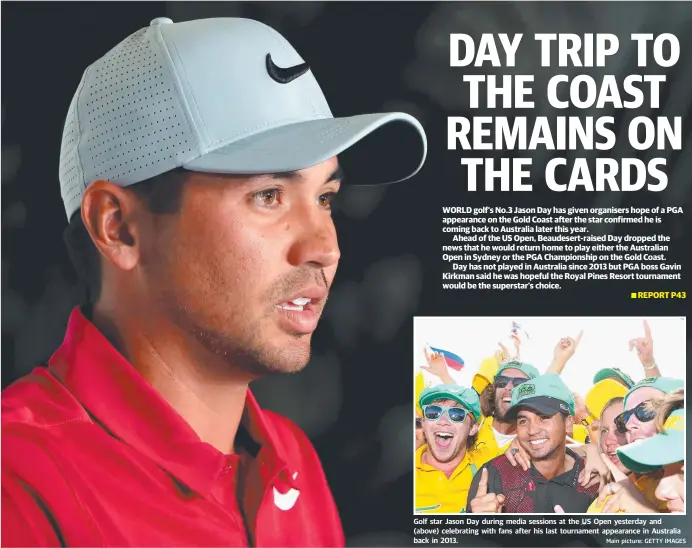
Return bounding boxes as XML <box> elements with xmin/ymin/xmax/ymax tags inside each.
<box><xmin>2</xmin><ymin>2</ymin><xmax>690</xmax><ymax>546</ymax></box>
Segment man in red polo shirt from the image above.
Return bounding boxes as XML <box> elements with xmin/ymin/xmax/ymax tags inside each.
<box><xmin>1</xmin><ymin>16</ymin><xmax>426</xmax><ymax>547</ymax></box>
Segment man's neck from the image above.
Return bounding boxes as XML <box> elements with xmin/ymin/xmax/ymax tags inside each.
<box><xmin>422</xmin><ymin>446</ymin><xmax>467</xmax><ymax>479</ymax></box>
<box><xmin>92</xmin><ymin>303</ymin><xmax>252</xmax><ymax>455</ymax></box>
<box><xmin>532</xmin><ymin>444</ymin><xmax>571</xmax><ymax>480</ymax></box>
<box><xmin>493</xmin><ymin>416</ymin><xmax>516</xmax><ymax>435</ymax></box>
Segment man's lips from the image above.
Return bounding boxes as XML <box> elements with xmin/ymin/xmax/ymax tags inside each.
<box><xmin>275</xmin><ymin>286</ymin><xmax>327</xmax><ymax>309</ymax></box>
<box><xmin>274</xmin><ymin>286</ymin><xmax>328</xmax><ymax>333</ymax></box>
<box><xmin>527</xmin><ymin>438</ymin><xmax>548</xmax><ymax>448</ymax></box>
<box><xmin>433</xmin><ymin>431</ymin><xmax>455</xmax><ymax>449</ymax></box>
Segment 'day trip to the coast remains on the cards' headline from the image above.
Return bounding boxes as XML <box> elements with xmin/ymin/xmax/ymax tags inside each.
<box><xmin>447</xmin><ymin>33</ymin><xmax>681</xmax><ymax>192</ymax></box>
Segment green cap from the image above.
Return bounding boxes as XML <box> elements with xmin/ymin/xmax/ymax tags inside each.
<box><xmin>505</xmin><ymin>373</ymin><xmax>575</xmax><ymax>420</ymax></box>
<box><xmin>623</xmin><ymin>377</ymin><xmax>684</xmax><ymax>408</ymax></box>
<box><xmin>617</xmin><ymin>408</ymin><xmax>684</xmax><ymax>473</ymax></box>
<box><xmin>496</xmin><ymin>360</ymin><xmax>540</xmax><ymax>380</ymax></box>
<box><xmin>418</xmin><ymin>384</ymin><xmax>482</xmax><ymax>421</ymax></box>
<box><xmin>592</xmin><ymin>368</ymin><xmax>635</xmax><ymax>389</ymax></box>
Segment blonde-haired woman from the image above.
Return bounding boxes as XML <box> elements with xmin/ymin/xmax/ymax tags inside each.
<box><xmin>595</xmin><ymin>388</ymin><xmax>684</xmax><ymax>513</ymax></box>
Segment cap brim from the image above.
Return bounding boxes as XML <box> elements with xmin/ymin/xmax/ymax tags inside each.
<box><xmin>183</xmin><ymin>112</ymin><xmax>427</xmax><ymax>185</ymax></box>
<box><xmin>617</xmin><ymin>431</ymin><xmax>684</xmax><ymax>473</ymax></box>
<box><xmin>472</xmin><ymin>374</ymin><xmax>490</xmax><ymax>395</ymax></box>
<box><xmin>593</xmin><ymin>368</ymin><xmax>634</xmax><ymax>388</ymax></box>
<box><xmin>506</xmin><ymin>397</ymin><xmax>567</xmax><ymax>421</ymax></box>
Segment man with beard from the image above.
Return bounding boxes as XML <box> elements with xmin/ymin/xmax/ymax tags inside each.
<box><xmin>471</xmin><ymin>360</ymin><xmax>540</xmax><ymax>465</ymax></box>
<box><xmin>467</xmin><ymin>374</ymin><xmax>599</xmax><ymax>513</ymax></box>
<box><xmin>472</xmin><ymin>330</ymin><xmax>581</xmax><ymax>466</ymax></box>
<box><xmin>1</xmin><ymin>16</ymin><xmax>426</xmax><ymax>547</ymax></box>
<box><xmin>415</xmin><ymin>385</ymin><xmax>482</xmax><ymax>513</ymax></box>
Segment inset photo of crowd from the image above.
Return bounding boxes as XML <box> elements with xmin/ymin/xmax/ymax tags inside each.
<box><xmin>413</xmin><ymin>317</ymin><xmax>685</xmax><ymax>515</ymax></box>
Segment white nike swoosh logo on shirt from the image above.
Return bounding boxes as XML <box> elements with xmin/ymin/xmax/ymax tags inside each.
<box><xmin>273</xmin><ymin>472</ymin><xmax>300</xmax><ymax>511</ymax></box>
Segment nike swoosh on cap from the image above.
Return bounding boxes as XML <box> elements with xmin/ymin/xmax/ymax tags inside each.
<box><xmin>266</xmin><ymin>53</ymin><xmax>310</xmax><ymax>84</ymax></box>
<box><xmin>273</xmin><ymin>471</ymin><xmax>300</xmax><ymax>511</ymax></box>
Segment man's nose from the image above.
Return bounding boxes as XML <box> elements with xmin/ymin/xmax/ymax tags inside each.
<box><xmin>286</xmin><ymin>205</ymin><xmax>340</xmax><ymax>269</ymax></box>
<box><xmin>527</xmin><ymin>418</ymin><xmax>542</xmax><ymax>435</ymax></box>
<box><xmin>437</xmin><ymin>410</ymin><xmax>452</xmax><ymax>425</ymax></box>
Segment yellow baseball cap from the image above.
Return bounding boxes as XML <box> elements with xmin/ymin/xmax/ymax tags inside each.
<box><xmin>472</xmin><ymin>355</ymin><xmax>499</xmax><ymax>395</ymax></box>
<box><xmin>572</xmin><ymin>423</ymin><xmax>590</xmax><ymax>444</ymax></box>
<box><xmin>585</xmin><ymin>379</ymin><xmax>628</xmax><ymax>418</ymax></box>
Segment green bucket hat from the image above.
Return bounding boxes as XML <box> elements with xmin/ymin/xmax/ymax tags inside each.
<box><xmin>505</xmin><ymin>373</ymin><xmax>575</xmax><ymax>420</ymax></box>
<box><xmin>496</xmin><ymin>360</ymin><xmax>540</xmax><ymax>381</ymax></box>
<box><xmin>418</xmin><ymin>384</ymin><xmax>482</xmax><ymax>421</ymax></box>
<box><xmin>617</xmin><ymin>408</ymin><xmax>684</xmax><ymax>473</ymax></box>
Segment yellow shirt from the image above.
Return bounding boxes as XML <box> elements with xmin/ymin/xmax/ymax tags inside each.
<box><xmin>415</xmin><ymin>445</ymin><xmax>479</xmax><ymax>513</ymax></box>
<box><xmin>586</xmin><ymin>473</ymin><xmax>668</xmax><ymax>513</ymax></box>
<box><xmin>586</xmin><ymin>494</ymin><xmax>626</xmax><ymax>513</ymax></box>
<box><xmin>470</xmin><ymin>416</ymin><xmax>514</xmax><ymax>467</ymax></box>
<box><xmin>635</xmin><ymin>474</ymin><xmax>668</xmax><ymax>511</ymax></box>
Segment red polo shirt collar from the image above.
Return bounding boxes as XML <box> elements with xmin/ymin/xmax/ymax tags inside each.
<box><xmin>47</xmin><ymin>307</ymin><xmax>298</xmax><ymax>498</ymax></box>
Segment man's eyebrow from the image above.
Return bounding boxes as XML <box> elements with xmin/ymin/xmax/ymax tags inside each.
<box><xmin>270</xmin><ymin>165</ymin><xmax>345</xmax><ymax>184</ymax></box>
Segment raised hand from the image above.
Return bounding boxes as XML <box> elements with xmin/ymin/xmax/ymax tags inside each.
<box><xmin>629</xmin><ymin>320</ymin><xmax>655</xmax><ymax>369</ymax></box>
<box><xmin>422</xmin><ymin>346</ymin><xmax>455</xmax><ymax>384</ymax></box>
<box><xmin>598</xmin><ymin>458</ymin><xmax>657</xmax><ymax>514</ymax></box>
<box><xmin>495</xmin><ymin>341</ymin><xmax>511</xmax><ymax>364</ymax></box>
<box><xmin>469</xmin><ymin>468</ymin><xmax>505</xmax><ymax>513</ymax></box>
<box><xmin>600</xmin><ymin>451</ymin><xmax>628</xmax><ymax>483</ymax></box>
<box><xmin>553</xmin><ymin>330</ymin><xmax>584</xmax><ymax>363</ymax></box>
<box><xmin>575</xmin><ymin>445</ymin><xmax>609</xmax><ymax>490</ymax></box>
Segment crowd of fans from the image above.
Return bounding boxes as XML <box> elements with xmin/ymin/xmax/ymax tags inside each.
<box><xmin>415</xmin><ymin>321</ymin><xmax>684</xmax><ymax>514</ymax></box>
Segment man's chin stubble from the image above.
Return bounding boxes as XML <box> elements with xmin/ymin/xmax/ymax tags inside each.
<box><xmin>494</xmin><ymin>411</ymin><xmax>511</xmax><ymax>423</ymax></box>
<box><xmin>175</xmin><ymin>313</ymin><xmax>312</xmax><ymax>377</ymax></box>
<box><xmin>528</xmin><ymin>444</ymin><xmax>560</xmax><ymax>462</ymax></box>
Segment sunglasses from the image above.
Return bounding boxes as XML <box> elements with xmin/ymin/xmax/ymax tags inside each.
<box><xmin>422</xmin><ymin>405</ymin><xmax>469</xmax><ymax>423</ymax></box>
<box><xmin>614</xmin><ymin>402</ymin><xmax>656</xmax><ymax>434</ymax></box>
<box><xmin>494</xmin><ymin>375</ymin><xmax>528</xmax><ymax>389</ymax></box>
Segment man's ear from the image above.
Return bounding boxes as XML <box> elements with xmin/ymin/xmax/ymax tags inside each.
<box><xmin>470</xmin><ymin>422</ymin><xmax>480</xmax><ymax>436</ymax></box>
<box><xmin>81</xmin><ymin>181</ymin><xmax>142</xmax><ymax>272</ymax></box>
<box><xmin>565</xmin><ymin>413</ymin><xmax>575</xmax><ymax>431</ymax></box>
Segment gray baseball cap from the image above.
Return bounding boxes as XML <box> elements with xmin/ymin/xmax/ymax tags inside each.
<box><xmin>59</xmin><ymin>17</ymin><xmax>427</xmax><ymax>220</ymax></box>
